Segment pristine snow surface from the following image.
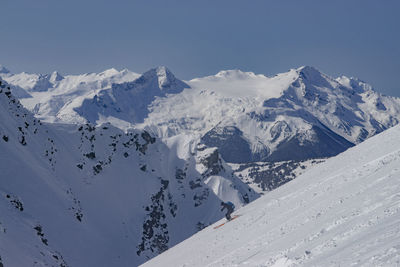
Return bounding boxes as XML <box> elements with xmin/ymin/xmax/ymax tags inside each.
<box><xmin>143</xmin><ymin>125</ymin><xmax>400</xmax><ymax>267</ymax></box>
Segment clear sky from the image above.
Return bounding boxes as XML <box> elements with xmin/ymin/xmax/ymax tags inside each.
<box><xmin>1</xmin><ymin>0</ymin><xmax>399</xmax><ymax>96</ymax></box>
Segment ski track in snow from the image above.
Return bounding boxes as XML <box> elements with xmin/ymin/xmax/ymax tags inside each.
<box><xmin>142</xmin><ymin>125</ymin><xmax>400</xmax><ymax>267</ymax></box>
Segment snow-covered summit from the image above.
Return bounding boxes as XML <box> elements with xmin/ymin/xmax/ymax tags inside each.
<box><xmin>143</xmin><ymin>123</ymin><xmax>400</xmax><ymax>267</ymax></box>
<box><xmin>0</xmin><ymin>64</ymin><xmax>10</xmax><ymax>74</ymax></box>
<box><xmin>133</xmin><ymin>66</ymin><xmax>189</xmax><ymax>94</ymax></box>
<box><xmin>73</xmin><ymin>66</ymin><xmax>190</xmax><ymax>125</ymax></box>
<box><xmin>155</xmin><ymin>66</ymin><xmax>184</xmax><ymax>90</ymax></box>
<box><xmin>297</xmin><ymin>65</ymin><xmax>327</xmax><ymax>81</ymax></box>
<box><xmin>49</xmin><ymin>71</ymin><xmax>64</xmax><ymax>83</ymax></box>
<box><xmin>214</xmin><ymin>69</ymin><xmax>263</xmax><ymax>79</ymax></box>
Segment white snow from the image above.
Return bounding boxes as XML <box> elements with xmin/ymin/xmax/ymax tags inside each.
<box><xmin>142</xmin><ymin>124</ymin><xmax>400</xmax><ymax>267</ymax></box>
<box><xmin>188</xmin><ymin>69</ymin><xmax>296</xmax><ymax>99</ymax></box>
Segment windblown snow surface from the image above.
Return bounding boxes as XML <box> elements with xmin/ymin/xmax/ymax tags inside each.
<box><xmin>143</xmin><ymin>124</ymin><xmax>400</xmax><ymax>267</ymax></box>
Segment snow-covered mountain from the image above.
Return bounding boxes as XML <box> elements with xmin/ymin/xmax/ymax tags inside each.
<box><xmin>0</xmin><ymin>79</ymin><xmax>258</xmax><ymax>266</ymax></box>
<box><xmin>144</xmin><ymin>66</ymin><xmax>400</xmax><ymax>163</ymax></box>
<box><xmin>3</xmin><ymin>64</ymin><xmax>400</xmax><ymax>193</ymax></box>
<box><xmin>142</xmin><ymin>123</ymin><xmax>400</xmax><ymax>267</ymax></box>
<box><xmin>75</xmin><ymin>66</ymin><xmax>189</xmax><ymax>125</ymax></box>
<box><xmin>2</xmin><ymin>61</ymin><xmax>400</xmax><ymax>266</ymax></box>
<box><xmin>4</xmin><ymin>66</ymin><xmax>400</xmax><ymax>163</ymax></box>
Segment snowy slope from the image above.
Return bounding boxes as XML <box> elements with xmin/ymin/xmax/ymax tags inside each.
<box><xmin>142</xmin><ymin>124</ymin><xmax>400</xmax><ymax>267</ymax></box>
<box><xmin>0</xmin><ymin>79</ymin><xmax>258</xmax><ymax>266</ymax></box>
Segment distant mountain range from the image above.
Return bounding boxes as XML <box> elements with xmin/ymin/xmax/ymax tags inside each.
<box><xmin>2</xmin><ymin>65</ymin><xmax>399</xmax><ymax>163</ymax></box>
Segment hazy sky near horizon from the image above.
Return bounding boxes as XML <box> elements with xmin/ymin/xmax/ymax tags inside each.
<box><xmin>1</xmin><ymin>0</ymin><xmax>399</xmax><ymax>96</ymax></box>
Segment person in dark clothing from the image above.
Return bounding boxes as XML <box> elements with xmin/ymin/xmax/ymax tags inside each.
<box><xmin>220</xmin><ymin>201</ymin><xmax>235</xmax><ymax>220</ymax></box>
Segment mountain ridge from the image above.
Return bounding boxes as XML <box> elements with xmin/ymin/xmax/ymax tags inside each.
<box><xmin>2</xmin><ymin>64</ymin><xmax>400</xmax><ymax>189</ymax></box>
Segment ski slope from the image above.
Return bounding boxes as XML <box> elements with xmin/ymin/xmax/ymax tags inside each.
<box><xmin>142</xmin><ymin>124</ymin><xmax>400</xmax><ymax>267</ymax></box>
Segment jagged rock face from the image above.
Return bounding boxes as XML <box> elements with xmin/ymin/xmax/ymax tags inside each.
<box><xmin>0</xmin><ymin>80</ymin><xmax>257</xmax><ymax>266</ymax></box>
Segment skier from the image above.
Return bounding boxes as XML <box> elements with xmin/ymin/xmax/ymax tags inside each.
<box><xmin>220</xmin><ymin>201</ymin><xmax>235</xmax><ymax>220</ymax></box>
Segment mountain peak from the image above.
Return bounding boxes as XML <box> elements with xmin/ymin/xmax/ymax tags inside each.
<box><xmin>49</xmin><ymin>71</ymin><xmax>64</xmax><ymax>83</ymax></box>
<box><xmin>155</xmin><ymin>65</ymin><xmax>169</xmax><ymax>74</ymax></box>
<box><xmin>142</xmin><ymin>66</ymin><xmax>170</xmax><ymax>79</ymax></box>
<box><xmin>297</xmin><ymin>65</ymin><xmax>323</xmax><ymax>78</ymax></box>
<box><xmin>294</xmin><ymin>65</ymin><xmax>334</xmax><ymax>89</ymax></box>
<box><xmin>155</xmin><ymin>66</ymin><xmax>173</xmax><ymax>88</ymax></box>
<box><xmin>0</xmin><ymin>65</ymin><xmax>10</xmax><ymax>74</ymax></box>
<box><xmin>140</xmin><ymin>66</ymin><xmax>188</xmax><ymax>92</ymax></box>
<box><xmin>99</xmin><ymin>68</ymin><xmax>119</xmax><ymax>76</ymax></box>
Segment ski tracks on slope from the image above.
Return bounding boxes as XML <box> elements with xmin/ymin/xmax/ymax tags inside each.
<box><xmin>207</xmin><ymin>148</ymin><xmax>400</xmax><ymax>266</ymax></box>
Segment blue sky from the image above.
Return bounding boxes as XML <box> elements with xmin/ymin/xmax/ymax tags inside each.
<box><xmin>1</xmin><ymin>0</ymin><xmax>399</xmax><ymax>96</ymax></box>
